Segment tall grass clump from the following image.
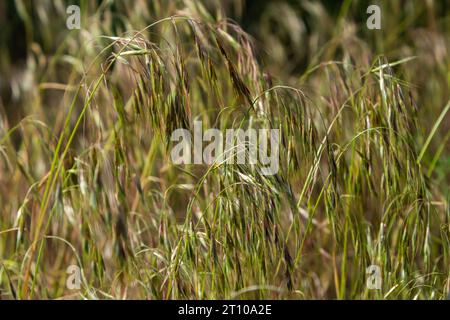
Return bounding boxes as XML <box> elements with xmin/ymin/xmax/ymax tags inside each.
<box><xmin>0</xmin><ymin>0</ymin><xmax>449</xmax><ymax>299</ymax></box>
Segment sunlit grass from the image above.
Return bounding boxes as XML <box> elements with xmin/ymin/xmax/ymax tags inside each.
<box><xmin>0</xmin><ymin>0</ymin><xmax>449</xmax><ymax>299</ymax></box>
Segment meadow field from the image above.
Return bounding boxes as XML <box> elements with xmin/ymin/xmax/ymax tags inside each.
<box><xmin>0</xmin><ymin>0</ymin><xmax>449</xmax><ymax>299</ymax></box>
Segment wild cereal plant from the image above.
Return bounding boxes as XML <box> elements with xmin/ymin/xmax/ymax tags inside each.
<box><xmin>0</xmin><ymin>0</ymin><xmax>448</xmax><ymax>300</ymax></box>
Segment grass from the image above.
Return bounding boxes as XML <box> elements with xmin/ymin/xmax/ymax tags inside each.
<box><xmin>0</xmin><ymin>0</ymin><xmax>449</xmax><ymax>299</ymax></box>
